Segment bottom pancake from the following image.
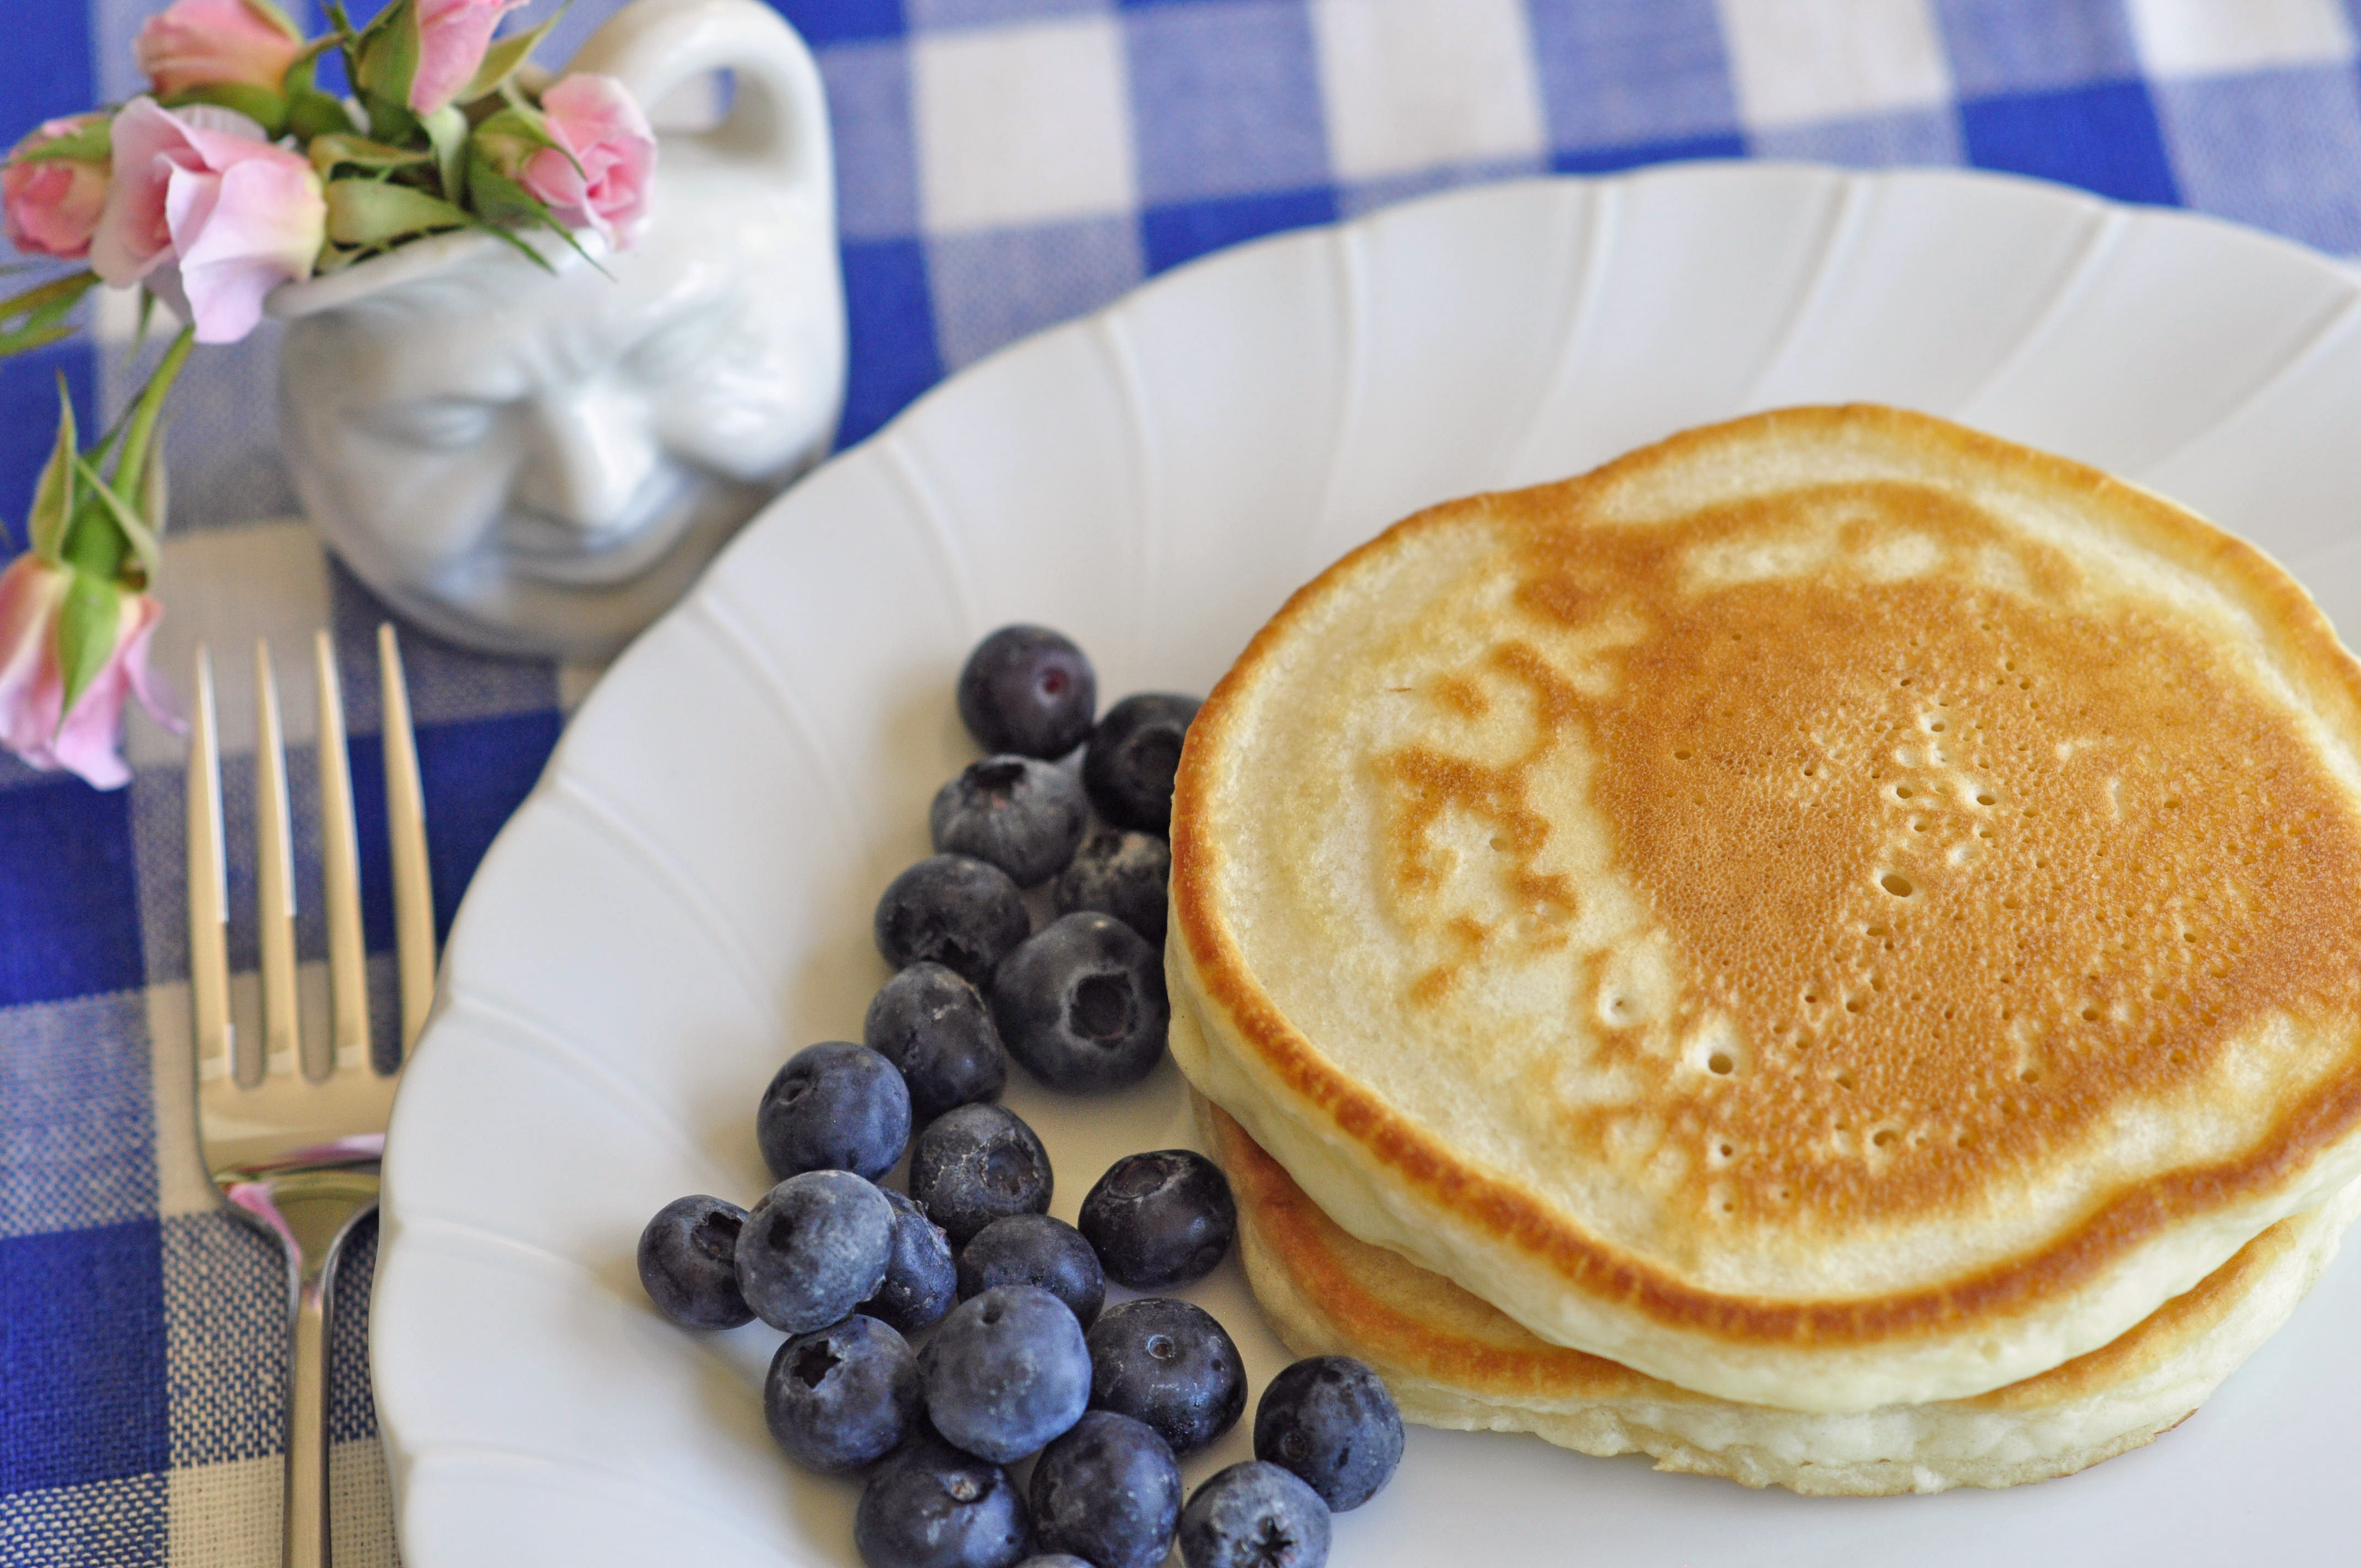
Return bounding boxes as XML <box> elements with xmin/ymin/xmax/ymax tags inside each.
<box><xmin>1199</xmin><ymin>1098</ymin><xmax>2360</xmax><ymax>1497</ymax></box>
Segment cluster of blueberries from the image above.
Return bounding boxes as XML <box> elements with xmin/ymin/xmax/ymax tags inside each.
<box><xmin>637</xmin><ymin>628</ymin><xmax>1404</xmax><ymax>1568</ymax></box>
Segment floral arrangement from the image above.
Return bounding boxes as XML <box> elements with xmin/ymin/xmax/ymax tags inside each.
<box><xmin>0</xmin><ymin>0</ymin><xmax>657</xmax><ymax>786</ymax></box>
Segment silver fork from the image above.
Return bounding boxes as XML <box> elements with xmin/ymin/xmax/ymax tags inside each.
<box><xmin>189</xmin><ymin>623</ymin><xmax>436</xmax><ymax>1568</ymax></box>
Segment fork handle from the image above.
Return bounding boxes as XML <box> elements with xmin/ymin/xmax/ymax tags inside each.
<box><xmin>255</xmin><ymin>1175</ymin><xmax>379</xmax><ymax>1568</ymax></box>
<box><xmin>286</xmin><ymin>1262</ymin><xmax>333</xmax><ymax>1568</ymax></box>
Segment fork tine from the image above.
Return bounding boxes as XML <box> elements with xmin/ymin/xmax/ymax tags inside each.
<box><xmin>187</xmin><ymin>644</ymin><xmax>233</xmax><ymax>1086</ymax></box>
<box><xmin>253</xmin><ymin>638</ymin><xmax>302</xmax><ymax>1081</ymax></box>
<box><xmin>379</xmin><ymin>623</ymin><xmax>436</xmax><ymax>1056</ymax></box>
<box><xmin>315</xmin><ymin>631</ymin><xmax>369</xmax><ymax>1076</ymax></box>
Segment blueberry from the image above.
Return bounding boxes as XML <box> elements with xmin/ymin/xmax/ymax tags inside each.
<box><xmin>1085</xmin><ymin>1297</ymin><xmax>1245</xmax><ymax>1457</ymax></box>
<box><xmin>1178</xmin><ymin>1462</ymin><xmax>1330</xmax><ymax>1568</ymax></box>
<box><xmin>635</xmin><ymin>1195</ymin><xmax>753</xmax><ymax>1329</ymax></box>
<box><xmin>1029</xmin><ymin>1411</ymin><xmax>1182</xmax><ymax>1568</ymax></box>
<box><xmin>1253</xmin><ymin>1356</ymin><xmax>1403</xmax><ymax>1511</ymax></box>
<box><xmin>991</xmin><ymin>913</ymin><xmax>1169</xmax><ymax>1093</ymax></box>
<box><xmin>958</xmin><ymin>1213</ymin><xmax>1105</xmax><ymax>1327</ymax></box>
<box><xmin>931</xmin><ymin>757</ymin><xmax>1088</xmax><ymax>889</ymax></box>
<box><xmin>758</xmin><ymin>1041</ymin><xmax>911</xmax><ymax>1183</ymax></box>
<box><xmin>866</xmin><ymin>963</ymin><xmax>1010</xmax><ymax>1126</ymax></box>
<box><xmin>1082</xmin><ymin>694</ymin><xmax>1200</xmax><ymax>833</ymax></box>
<box><xmin>736</xmin><ymin>1170</ymin><xmax>895</xmax><ymax>1333</ymax></box>
<box><xmin>909</xmin><ymin>1103</ymin><xmax>1054</xmax><ymax>1246</ymax></box>
<box><xmin>856</xmin><ymin>1429</ymin><xmax>1033</xmax><ymax>1568</ymax></box>
<box><xmin>1052</xmin><ymin>827</ymin><xmax>1171</xmax><ymax>948</ymax></box>
<box><xmin>958</xmin><ymin>625</ymin><xmax>1097</xmax><ymax>760</ymax></box>
<box><xmin>875</xmin><ymin>855</ymin><xmax>1032</xmax><ymax>988</ymax></box>
<box><xmin>920</xmin><ymin>1284</ymin><xmax>1092</xmax><ymax>1463</ymax></box>
<box><xmin>1078</xmin><ymin>1150</ymin><xmax>1236</xmax><ymax>1291</ymax></box>
<box><xmin>1013</xmin><ymin>1559</ymin><xmax>1094</xmax><ymax>1568</ymax></box>
<box><xmin>765</xmin><ymin>1314</ymin><xmax>921</xmax><ymax>1473</ymax></box>
<box><xmin>861</xmin><ymin>1188</ymin><xmax>959</xmax><ymax>1335</ymax></box>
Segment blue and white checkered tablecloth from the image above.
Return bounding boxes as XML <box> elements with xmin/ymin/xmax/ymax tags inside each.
<box><xmin>9</xmin><ymin>1</ymin><xmax>2361</xmax><ymax>1561</ymax></box>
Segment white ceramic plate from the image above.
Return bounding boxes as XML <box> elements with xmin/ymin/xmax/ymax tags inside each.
<box><xmin>376</xmin><ymin>164</ymin><xmax>2361</xmax><ymax>1566</ymax></box>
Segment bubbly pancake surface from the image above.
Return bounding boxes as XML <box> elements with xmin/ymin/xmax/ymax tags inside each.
<box><xmin>1170</xmin><ymin>405</ymin><xmax>2361</xmax><ymax>1411</ymax></box>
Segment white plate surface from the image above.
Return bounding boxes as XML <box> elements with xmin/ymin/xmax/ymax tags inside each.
<box><xmin>377</xmin><ymin>164</ymin><xmax>2361</xmax><ymax>1567</ymax></box>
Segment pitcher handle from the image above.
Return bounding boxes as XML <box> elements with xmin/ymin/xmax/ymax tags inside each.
<box><xmin>567</xmin><ymin>0</ymin><xmax>833</xmax><ymax>201</ymax></box>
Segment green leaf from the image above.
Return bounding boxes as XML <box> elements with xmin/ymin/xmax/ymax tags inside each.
<box><xmin>353</xmin><ymin>0</ymin><xmax>421</xmax><ymax>117</ymax></box>
<box><xmin>471</xmin><ymin>102</ymin><xmax>588</xmax><ymax>185</ymax></box>
<box><xmin>59</xmin><ymin>483</ymin><xmax>126</xmax><ymax>583</ymax></box>
<box><xmin>472</xmin><ymin>211</ymin><xmax>567</xmax><ymax>271</ymax></box>
<box><xmin>356</xmin><ymin>88</ymin><xmax>420</xmax><ymax>147</ymax></box>
<box><xmin>328</xmin><ymin>1</ymin><xmax>361</xmax><ymax>110</ymax></box>
<box><xmin>460</xmin><ymin>8</ymin><xmax>567</xmax><ymax>104</ymax></box>
<box><xmin>9</xmin><ymin>272</ymin><xmax>101</xmax><ymax>315</ymax></box>
<box><xmin>72</xmin><ymin>455</ymin><xmax>162</xmax><ymax>586</ymax></box>
<box><xmin>84</xmin><ymin>410</ymin><xmax>123</xmax><ymax>477</ymax></box>
<box><xmin>28</xmin><ymin>376</ymin><xmax>77</xmax><ymax>564</ymax></box>
<box><xmin>422</xmin><ymin>104</ymin><xmax>469</xmax><ymax>203</ymax></box>
<box><xmin>460</xmin><ymin>154</ymin><xmax>534</xmax><ymax>224</ymax></box>
<box><xmin>464</xmin><ymin>106</ymin><xmax>599</xmax><ymax>274</ymax></box>
<box><xmin>324</xmin><ymin>178</ymin><xmax>473</xmax><ymax>247</ymax></box>
<box><xmin>286</xmin><ymin>88</ymin><xmax>356</xmax><ymax>143</ymax></box>
<box><xmin>131</xmin><ymin>287</ymin><xmax>158</xmax><ymax>359</ymax></box>
<box><xmin>471</xmin><ymin>103</ymin><xmax>556</xmax><ymax>150</ymax></box>
<box><xmin>55</xmin><ymin>569</ymin><xmax>121</xmax><ymax>717</ymax></box>
<box><xmin>160</xmin><ymin>83</ymin><xmax>289</xmax><ymax>137</ymax></box>
<box><xmin>459</xmin><ymin>162</ymin><xmax>585</xmax><ymax>273</ymax></box>
<box><xmin>307</xmin><ymin>133</ymin><xmax>431</xmax><ymax>176</ymax></box>
<box><xmin>0</xmin><ymin>273</ymin><xmax>93</xmax><ymax>356</ymax></box>
<box><xmin>106</xmin><ymin>326</ymin><xmax>193</xmax><ymax>526</ymax></box>
<box><xmin>9</xmin><ymin>118</ymin><xmax>109</xmax><ymax>167</ymax></box>
<box><xmin>0</xmin><ymin>319</ymin><xmax>75</xmax><ymax>358</ymax></box>
<box><xmin>140</xmin><ymin>440</ymin><xmax>168</xmax><ymax>543</ymax></box>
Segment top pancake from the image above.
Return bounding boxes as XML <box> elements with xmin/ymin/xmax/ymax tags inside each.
<box><xmin>1168</xmin><ymin>405</ymin><xmax>2361</xmax><ymax>1412</ymax></box>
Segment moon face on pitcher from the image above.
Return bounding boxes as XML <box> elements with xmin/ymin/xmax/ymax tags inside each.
<box><xmin>271</xmin><ymin>0</ymin><xmax>846</xmax><ymax>661</ymax></box>
<box><xmin>279</xmin><ymin>187</ymin><xmax>841</xmax><ymax>659</ymax></box>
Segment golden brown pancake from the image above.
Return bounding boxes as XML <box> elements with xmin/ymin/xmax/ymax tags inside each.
<box><xmin>1169</xmin><ymin>404</ymin><xmax>2361</xmax><ymax>1411</ymax></box>
<box><xmin>1201</xmin><ymin>1099</ymin><xmax>2360</xmax><ymax>1496</ymax></box>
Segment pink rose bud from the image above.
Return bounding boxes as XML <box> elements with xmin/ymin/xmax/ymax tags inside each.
<box><xmin>88</xmin><ymin>97</ymin><xmax>325</xmax><ymax>345</ymax></box>
<box><xmin>3</xmin><ymin>115</ymin><xmax>111</xmax><ymax>260</ymax></box>
<box><xmin>410</xmin><ymin>0</ymin><xmax>527</xmax><ymax>117</ymax></box>
<box><xmin>134</xmin><ymin>0</ymin><xmax>304</xmax><ymax>96</ymax></box>
<box><xmin>520</xmin><ymin>74</ymin><xmax>656</xmax><ymax>249</ymax></box>
<box><xmin>0</xmin><ymin>558</ymin><xmax>177</xmax><ymax>792</ymax></box>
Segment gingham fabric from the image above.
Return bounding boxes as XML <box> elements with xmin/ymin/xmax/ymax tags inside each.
<box><xmin>9</xmin><ymin>1</ymin><xmax>2361</xmax><ymax>1561</ymax></box>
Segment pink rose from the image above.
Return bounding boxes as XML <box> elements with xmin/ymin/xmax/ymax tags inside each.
<box><xmin>410</xmin><ymin>0</ymin><xmax>527</xmax><ymax>116</ymax></box>
<box><xmin>3</xmin><ymin>115</ymin><xmax>111</xmax><ymax>260</ymax></box>
<box><xmin>520</xmin><ymin>74</ymin><xmax>655</xmax><ymax>249</ymax></box>
<box><xmin>88</xmin><ymin>97</ymin><xmax>324</xmax><ymax>345</ymax></box>
<box><xmin>134</xmin><ymin>0</ymin><xmax>304</xmax><ymax>96</ymax></box>
<box><xmin>0</xmin><ymin>557</ymin><xmax>177</xmax><ymax>791</ymax></box>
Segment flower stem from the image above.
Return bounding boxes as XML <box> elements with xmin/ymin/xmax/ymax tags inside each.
<box><xmin>107</xmin><ymin>325</ymin><xmax>195</xmax><ymax>510</ymax></box>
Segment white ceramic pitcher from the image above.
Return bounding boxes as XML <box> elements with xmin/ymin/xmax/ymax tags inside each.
<box><xmin>271</xmin><ymin>0</ymin><xmax>845</xmax><ymax>661</ymax></box>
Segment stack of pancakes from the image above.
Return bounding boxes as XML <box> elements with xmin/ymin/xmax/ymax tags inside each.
<box><xmin>1166</xmin><ymin>406</ymin><xmax>2361</xmax><ymax>1495</ymax></box>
